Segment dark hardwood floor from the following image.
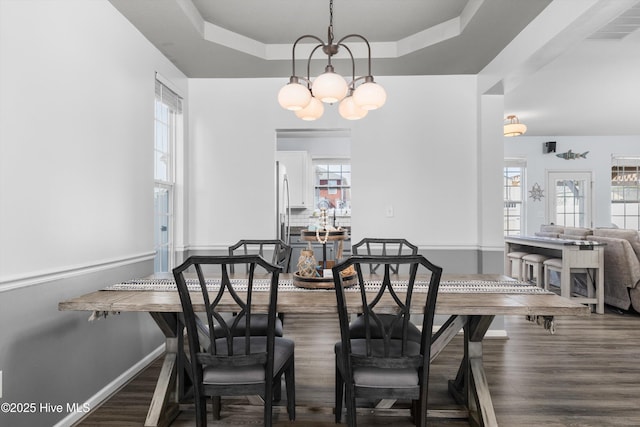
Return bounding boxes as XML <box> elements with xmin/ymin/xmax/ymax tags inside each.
<box><xmin>76</xmin><ymin>308</ymin><xmax>640</xmax><ymax>426</ymax></box>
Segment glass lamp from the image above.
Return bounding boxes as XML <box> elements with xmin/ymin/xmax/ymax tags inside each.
<box><xmin>312</xmin><ymin>66</ymin><xmax>348</xmax><ymax>103</ymax></box>
<box><xmin>278</xmin><ymin>78</ymin><xmax>312</xmax><ymax>111</ymax></box>
<box><xmin>353</xmin><ymin>78</ymin><xmax>387</xmax><ymax>110</ymax></box>
<box><xmin>338</xmin><ymin>93</ymin><xmax>368</xmax><ymax>120</ymax></box>
<box><xmin>295</xmin><ymin>97</ymin><xmax>324</xmax><ymax>121</ymax></box>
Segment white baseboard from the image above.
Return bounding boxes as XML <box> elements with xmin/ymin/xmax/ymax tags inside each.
<box><xmin>53</xmin><ymin>344</ymin><xmax>165</xmax><ymax>427</ymax></box>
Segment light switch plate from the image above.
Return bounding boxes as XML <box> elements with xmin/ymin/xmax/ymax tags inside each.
<box><xmin>385</xmin><ymin>205</ymin><xmax>394</xmax><ymax>217</ymax></box>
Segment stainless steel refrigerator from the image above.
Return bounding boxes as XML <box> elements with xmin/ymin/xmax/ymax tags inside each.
<box><xmin>275</xmin><ymin>160</ymin><xmax>291</xmax><ymax>244</ymax></box>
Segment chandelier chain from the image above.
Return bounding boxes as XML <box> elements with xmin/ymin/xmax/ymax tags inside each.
<box><xmin>328</xmin><ymin>0</ymin><xmax>335</xmax><ymax>44</ymax></box>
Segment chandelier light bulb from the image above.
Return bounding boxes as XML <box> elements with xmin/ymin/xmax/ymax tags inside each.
<box><xmin>312</xmin><ymin>67</ymin><xmax>348</xmax><ymax>104</ymax></box>
<box><xmin>295</xmin><ymin>96</ymin><xmax>324</xmax><ymax>121</ymax></box>
<box><xmin>338</xmin><ymin>94</ymin><xmax>368</xmax><ymax>120</ymax></box>
<box><xmin>278</xmin><ymin>79</ymin><xmax>312</xmax><ymax>111</ymax></box>
<box><xmin>353</xmin><ymin>80</ymin><xmax>387</xmax><ymax>110</ymax></box>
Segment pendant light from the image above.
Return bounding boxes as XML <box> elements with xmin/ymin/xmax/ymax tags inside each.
<box><xmin>277</xmin><ymin>0</ymin><xmax>386</xmax><ymax>121</ymax></box>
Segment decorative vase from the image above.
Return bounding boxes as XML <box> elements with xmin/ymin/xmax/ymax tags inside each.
<box><xmin>297</xmin><ymin>249</ymin><xmax>317</xmax><ymax>277</ymax></box>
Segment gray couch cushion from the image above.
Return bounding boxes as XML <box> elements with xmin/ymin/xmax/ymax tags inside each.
<box><xmin>593</xmin><ymin>228</ymin><xmax>640</xmax><ymax>257</ymax></box>
<box><xmin>540</xmin><ymin>224</ymin><xmax>565</xmax><ymax>234</ymax></box>
<box><xmin>558</xmin><ymin>233</ymin><xmax>586</xmax><ymax>240</ymax></box>
<box><xmin>563</xmin><ymin>227</ymin><xmax>593</xmax><ymax>238</ymax></box>
<box><xmin>535</xmin><ymin>231</ymin><xmax>560</xmax><ymax>238</ymax></box>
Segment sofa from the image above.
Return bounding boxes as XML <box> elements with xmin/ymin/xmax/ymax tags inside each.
<box><xmin>535</xmin><ymin>225</ymin><xmax>640</xmax><ymax>312</ymax></box>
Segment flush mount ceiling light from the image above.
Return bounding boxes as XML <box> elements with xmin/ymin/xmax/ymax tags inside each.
<box><xmin>504</xmin><ymin>115</ymin><xmax>527</xmax><ymax>137</ymax></box>
<box><xmin>277</xmin><ymin>0</ymin><xmax>386</xmax><ymax>121</ymax></box>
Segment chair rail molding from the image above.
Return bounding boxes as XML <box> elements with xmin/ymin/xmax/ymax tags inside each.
<box><xmin>0</xmin><ymin>251</ymin><xmax>155</xmax><ymax>292</ymax></box>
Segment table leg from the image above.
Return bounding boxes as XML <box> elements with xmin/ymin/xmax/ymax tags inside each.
<box><xmin>145</xmin><ymin>312</ymin><xmax>189</xmax><ymax>427</ymax></box>
<box><xmin>561</xmin><ymin>261</ymin><xmax>571</xmax><ymax>301</ymax></box>
<box><xmin>597</xmin><ymin>251</ymin><xmax>605</xmax><ymax>314</ymax></box>
<box><xmin>447</xmin><ymin>315</ymin><xmax>498</xmax><ymax>427</ymax></box>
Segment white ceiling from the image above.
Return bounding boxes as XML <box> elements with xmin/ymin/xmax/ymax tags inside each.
<box><xmin>110</xmin><ymin>0</ymin><xmax>640</xmax><ymax>136</ymax></box>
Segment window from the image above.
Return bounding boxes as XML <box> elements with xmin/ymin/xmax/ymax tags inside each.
<box><xmin>154</xmin><ymin>79</ymin><xmax>182</xmax><ymax>272</ymax></box>
<box><xmin>504</xmin><ymin>159</ymin><xmax>525</xmax><ymax>236</ymax></box>
<box><xmin>611</xmin><ymin>157</ymin><xmax>640</xmax><ymax>230</ymax></box>
<box><xmin>314</xmin><ymin>160</ymin><xmax>351</xmax><ymax>214</ymax></box>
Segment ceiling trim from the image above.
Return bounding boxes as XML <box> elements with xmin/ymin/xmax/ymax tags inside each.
<box><xmin>176</xmin><ymin>0</ymin><xmax>485</xmax><ymax>61</ymax></box>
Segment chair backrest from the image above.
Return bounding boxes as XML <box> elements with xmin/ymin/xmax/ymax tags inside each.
<box><xmin>173</xmin><ymin>255</ymin><xmax>281</xmax><ymax>377</ymax></box>
<box><xmin>228</xmin><ymin>239</ymin><xmax>292</xmax><ymax>273</ymax></box>
<box><xmin>351</xmin><ymin>238</ymin><xmax>418</xmax><ymax>274</ymax></box>
<box><xmin>332</xmin><ymin>254</ymin><xmax>442</xmax><ymax>370</ymax></box>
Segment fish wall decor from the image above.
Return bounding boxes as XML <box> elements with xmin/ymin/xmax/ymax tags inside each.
<box><xmin>556</xmin><ymin>150</ymin><xmax>588</xmax><ymax>160</ymax></box>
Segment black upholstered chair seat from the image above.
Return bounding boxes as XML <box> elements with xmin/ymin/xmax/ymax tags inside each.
<box><xmin>212</xmin><ymin>313</ymin><xmax>283</xmax><ymax>338</ymax></box>
<box><xmin>204</xmin><ymin>336</ymin><xmax>295</xmax><ymax>385</ymax></box>
<box><xmin>348</xmin><ymin>314</ymin><xmax>421</xmax><ymax>343</ymax></box>
<box><xmin>335</xmin><ymin>339</ymin><xmax>421</xmax><ymax>388</ymax></box>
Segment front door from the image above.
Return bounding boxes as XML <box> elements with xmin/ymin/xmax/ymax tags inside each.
<box><xmin>546</xmin><ymin>171</ymin><xmax>593</xmax><ymax>228</ymax></box>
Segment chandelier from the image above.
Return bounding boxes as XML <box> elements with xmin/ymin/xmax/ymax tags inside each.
<box><xmin>277</xmin><ymin>0</ymin><xmax>387</xmax><ymax>121</ymax></box>
<box><xmin>504</xmin><ymin>115</ymin><xmax>527</xmax><ymax>137</ymax></box>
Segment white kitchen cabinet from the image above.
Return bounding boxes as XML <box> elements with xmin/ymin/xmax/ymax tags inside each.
<box><xmin>277</xmin><ymin>150</ymin><xmax>311</xmax><ymax>208</ymax></box>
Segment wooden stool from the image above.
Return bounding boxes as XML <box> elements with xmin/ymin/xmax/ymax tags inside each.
<box><xmin>522</xmin><ymin>253</ymin><xmax>550</xmax><ymax>288</ymax></box>
<box><xmin>542</xmin><ymin>258</ymin><xmax>563</xmax><ymax>291</ymax></box>
<box><xmin>543</xmin><ymin>257</ymin><xmax>600</xmax><ymax>312</ymax></box>
<box><xmin>506</xmin><ymin>251</ymin><xmax>529</xmax><ymax>280</ymax></box>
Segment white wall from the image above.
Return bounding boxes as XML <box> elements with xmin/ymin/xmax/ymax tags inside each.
<box><xmin>0</xmin><ymin>1</ymin><xmax>187</xmax><ymax>425</ymax></box>
<box><xmin>1</xmin><ymin>0</ymin><xmax>183</xmax><ymax>282</ymax></box>
<box><xmin>187</xmin><ymin>75</ymin><xmax>499</xmax><ymax>258</ymax></box>
<box><xmin>504</xmin><ymin>135</ymin><xmax>640</xmax><ymax>234</ymax></box>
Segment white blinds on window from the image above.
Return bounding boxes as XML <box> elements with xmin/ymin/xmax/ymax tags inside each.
<box><xmin>155</xmin><ymin>79</ymin><xmax>183</xmax><ymax>113</ymax></box>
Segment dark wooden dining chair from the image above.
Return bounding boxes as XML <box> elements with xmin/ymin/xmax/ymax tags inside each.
<box><xmin>228</xmin><ymin>239</ymin><xmax>292</xmax><ymax>273</ymax></box>
<box><xmin>228</xmin><ymin>239</ymin><xmax>292</xmax><ymax>337</ymax></box>
<box><xmin>351</xmin><ymin>238</ymin><xmax>418</xmax><ymax>274</ymax></box>
<box><xmin>173</xmin><ymin>255</ymin><xmax>296</xmax><ymax>426</ymax></box>
<box><xmin>332</xmin><ymin>254</ymin><xmax>442</xmax><ymax>427</ymax></box>
<box><xmin>350</xmin><ymin>238</ymin><xmax>422</xmax><ymax>342</ymax></box>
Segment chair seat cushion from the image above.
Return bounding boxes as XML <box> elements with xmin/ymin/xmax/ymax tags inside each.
<box><xmin>335</xmin><ymin>339</ymin><xmax>421</xmax><ymax>388</ymax></box>
<box><xmin>543</xmin><ymin>258</ymin><xmax>563</xmax><ymax>268</ymax></box>
<box><xmin>348</xmin><ymin>314</ymin><xmax>422</xmax><ymax>343</ymax></box>
<box><xmin>507</xmin><ymin>251</ymin><xmax>529</xmax><ymax>259</ymax></box>
<box><xmin>203</xmin><ymin>336</ymin><xmax>294</xmax><ymax>385</ymax></box>
<box><xmin>213</xmin><ymin>313</ymin><xmax>283</xmax><ymax>338</ymax></box>
<box><xmin>522</xmin><ymin>253</ymin><xmax>550</xmax><ymax>263</ymax></box>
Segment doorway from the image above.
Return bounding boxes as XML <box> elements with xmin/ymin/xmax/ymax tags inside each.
<box><xmin>546</xmin><ymin>171</ymin><xmax>593</xmax><ymax>228</ymax></box>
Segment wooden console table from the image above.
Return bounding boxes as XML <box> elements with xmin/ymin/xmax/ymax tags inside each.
<box><xmin>504</xmin><ymin>236</ymin><xmax>605</xmax><ymax>314</ymax></box>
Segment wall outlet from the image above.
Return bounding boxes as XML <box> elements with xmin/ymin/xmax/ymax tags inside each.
<box><xmin>385</xmin><ymin>205</ymin><xmax>394</xmax><ymax>217</ymax></box>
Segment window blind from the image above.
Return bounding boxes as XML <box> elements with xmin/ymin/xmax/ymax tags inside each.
<box><xmin>155</xmin><ymin>79</ymin><xmax>183</xmax><ymax>113</ymax></box>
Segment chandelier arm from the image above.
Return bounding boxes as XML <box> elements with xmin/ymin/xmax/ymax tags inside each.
<box><xmin>336</xmin><ymin>34</ymin><xmax>372</xmax><ymax>77</ymax></box>
<box><xmin>337</xmin><ymin>43</ymin><xmax>356</xmax><ymax>89</ymax></box>
<box><xmin>306</xmin><ymin>44</ymin><xmax>325</xmax><ymax>87</ymax></box>
<box><xmin>292</xmin><ymin>35</ymin><xmax>327</xmax><ymax>77</ymax></box>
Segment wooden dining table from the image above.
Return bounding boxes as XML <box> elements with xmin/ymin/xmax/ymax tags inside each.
<box><xmin>58</xmin><ymin>273</ymin><xmax>590</xmax><ymax>427</ymax></box>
